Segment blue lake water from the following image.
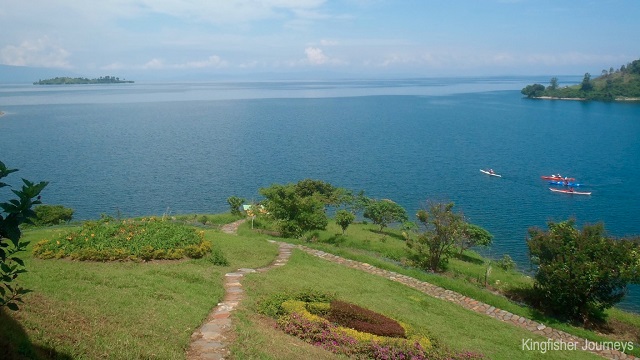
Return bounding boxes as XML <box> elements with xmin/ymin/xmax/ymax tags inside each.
<box><xmin>1</xmin><ymin>77</ymin><xmax>639</xmax><ymax>310</ymax></box>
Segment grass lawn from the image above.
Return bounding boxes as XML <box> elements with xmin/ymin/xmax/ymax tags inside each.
<box><xmin>2</xmin><ymin>216</ymin><xmax>639</xmax><ymax>359</ymax></box>
<box><xmin>2</xmin><ymin>225</ymin><xmax>277</xmax><ymax>359</ymax></box>
<box><xmin>236</xmin><ymin>250</ymin><xmax>601</xmax><ymax>359</ymax></box>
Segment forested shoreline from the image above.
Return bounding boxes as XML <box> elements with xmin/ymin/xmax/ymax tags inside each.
<box><xmin>522</xmin><ymin>58</ymin><xmax>640</xmax><ymax>101</ymax></box>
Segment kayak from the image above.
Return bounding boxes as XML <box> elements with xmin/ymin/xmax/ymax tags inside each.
<box><xmin>549</xmin><ymin>188</ymin><xmax>591</xmax><ymax>195</ymax></box>
<box><xmin>480</xmin><ymin>169</ymin><xmax>501</xmax><ymax>177</ymax></box>
<box><xmin>541</xmin><ymin>175</ymin><xmax>576</xmax><ymax>181</ymax></box>
<box><xmin>548</xmin><ymin>181</ymin><xmax>582</xmax><ymax>187</ymax></box>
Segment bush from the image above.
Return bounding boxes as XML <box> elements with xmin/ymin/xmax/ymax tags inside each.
<box><xmin>206</xmin><ymin>245</ymin><xmax>229</xmax><ymax>266</ymax></box>
<box><xmin>1</xmin><ymin>161</ymin><xmax>47</xmax><ymax>310</ymax></box>
<box><xmin>32</xmin><ymin>204</ymin><xmax>74</xmax><ymax>226</ymax></box>
<box><xmin>326</xmin><ymin>300</ymin><xmax>405</xmax><ymax>338</ymax></box>
<box><xmin>527</xmin><ymin>219</ymin><xmax>640</xmax><ymax>324</ymax></box>
<box><xmin>33</xmin><ymin>216</ymin><xmax>212</xmax><ymax>261</ymax></box>
<box><xmin>496</xmin><ymin>254</ymin><xmax>516</xmax><ymax>271</ymax></box>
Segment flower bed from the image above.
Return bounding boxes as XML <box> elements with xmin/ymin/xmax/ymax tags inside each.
<box><xmin>33</xmin><ymin>216</ymin><xmax>211</xmax><ymax>261</ymax></box>
<box><xmin>276</xmin><ymin>298</ymin><xmax>483</xmax><ymax>359</ymax></box>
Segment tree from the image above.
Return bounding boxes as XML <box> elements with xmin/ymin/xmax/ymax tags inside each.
<box><xmin>226</xmin><ymin>195</ymin><xmax>245</xmax><ymax>216</ymax></box>
<box><xmin>406</xmin><ymin>202</ymin><xmax>466</xmax><ymax>272</ymax></box>
<box><xmin>293</xmin><ymin>179</ymin><xmax>341</xmax><ymax>205</ymax></box>
<box><xmin>521</xmin><ymin>83</ymin><xmax>546</xmax><ymax>98</ymax></box>
<box><xmin>548</xmin><ymin>77</ymin><xmax>559</xmax><ymax>91</ymax></box>
<box><xmin>527</xmin><ymin>220</ymin><xmax>640</xmax><ymax>324</ymax></box>
<box><xmin>260</xmin><ymin>180</ymin><xmax>338</xmax><ymax>238</ymax></box>
<box><xmin>457</xmin><ymin>223</ymin><xmax>493</xmax><ymax>255</ymax></box>
<box><xmin>1</xmin><ymin>161</ymin><xmax>48</xmax><ymax>310</ymax></box>
<box><xmin>581</xmin><ymin>72</ymin><xmax>593</xmax><ymax>91</ymax></box>
<box><xmin>363</xmin><ymin>199</ymin><xmax>408</xmax><ymax>232</ymax></box>
<box><xmin>335</xmin><ymin>209</ymin><xmax>355</xmax><ymax>235</ymax></box>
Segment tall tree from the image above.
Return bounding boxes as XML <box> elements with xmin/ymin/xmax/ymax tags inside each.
<box><xmin>406</xmin><ymin>202</ymin><xmax>466</xmax><ymax>272</ymax></box>
<box><xmin>259</xmin><ymin>179</ymin><xmax>342</xmax><ymax>238</ymax></box>
<box><xmin>363</xmin><ymin>199</ymin><xmax>408</xmax><ymax>232</ymax></box>
<box><xmin>581</xmin><ymin>72</ymin><xmax>593</xmax><ymax>91</ymax></box>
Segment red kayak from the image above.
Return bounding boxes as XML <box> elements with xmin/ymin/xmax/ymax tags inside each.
<box><xmin>549</xmin><ymin>188</ymin><xmax>591</xmax><ymax>195</ymax></box>
<box><xmin>541</xmin><ymin>175</ymin><xmax>575</xmax><ymax>181</ymax></box>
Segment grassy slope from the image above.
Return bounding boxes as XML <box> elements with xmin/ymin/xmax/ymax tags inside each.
<box><xmin>3</xmin><ymin>217</ymin><xmax>638</xmax><ymax>359</ymax></box>
<box><xmin>237</xmin><ymin>251</ymin><xmax>600</xmax><ymax>359</ymax></box>
<box><xmin>2</xmin><ymin>224</ymin><xmax>278</xmax><ymax>359</ymax></box>
<box><xmin>252</xmin><ymin>221</ymin><xmax>640</xmax><ymax>356</ymax></box>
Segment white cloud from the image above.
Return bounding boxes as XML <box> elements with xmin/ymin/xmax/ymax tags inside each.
<box><xmin>0</xmin><ymin>38</ymin><xmax>71</xmax><ymax>68</ymax></box>
<box><xmin>179</xmin><ymin>55</ymin><xmax>228</xmax><ymax>69</ymax></box>
<box><xmin>143</xmin><ymin>58</ymin><xmax>165</xmax><ymax>70</ymax></box>
<box><xmin>141</xmin><ymin>55</ymin><xmax>228</xmax><ymax>70</ymax></box>
<box><xmin>305</xmin><ymin>47</ymin><xmax>329</xmax><ymax>65</ymax></box>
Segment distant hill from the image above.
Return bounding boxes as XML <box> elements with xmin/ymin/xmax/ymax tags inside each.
<box><xmin>34</xmin><ymin>76</ymin><xmax>134</xmax><ymax>85</ymax></box>
<box><xmin>521</xmin><ymin>58</ymin><xmax>640</xmax><ymax>101</ymax></box>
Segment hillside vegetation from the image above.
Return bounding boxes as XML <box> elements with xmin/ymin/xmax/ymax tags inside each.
<box><xmin>33</xmin><ymin>76</ymin><xmax>133</xmax><ymax>85</ymax></box>
<box><xmin>522</xmin><ymin>58</ymin><xmax>640</xmax><ymax>101</ymax></box>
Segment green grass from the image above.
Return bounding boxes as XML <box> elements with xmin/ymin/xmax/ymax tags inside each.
<box><xmin>3</xmin><ymin>217</ymin><xmax>639</xmax><ymax>359</ymax></box>
<box><xmin>254</xmin><ymin>220</ymin><xmax>640</xmax><ymax>357</ymax></box>
<box><xmin>236</xmin><ymin>251</ymin><xmax>601</xmax><ymax>359</ymax></box>
<box><xmin>2</xmin><ymin>226</ymin><xmax>277</xmax><ymax>359</ymax></box>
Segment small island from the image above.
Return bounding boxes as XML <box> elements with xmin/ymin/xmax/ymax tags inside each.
<box><xmin>522</xmin><ymin>58</ymin><xmax>640</xmax><ymax>101</ymax></box>
<box><xmin>34</xmin><ymin>76</ymin><xmax>134</xmax><ymax>85</ymax></box>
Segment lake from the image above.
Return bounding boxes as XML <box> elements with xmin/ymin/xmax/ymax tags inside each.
<box><xmin>1</xmin><ymin>77</ymin><xmax>639</xmax><ymax>310</ymax></box>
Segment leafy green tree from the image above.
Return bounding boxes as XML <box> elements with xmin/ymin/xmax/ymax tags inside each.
<box><xmin>363</xmin><ymin>199</ymin><xmax>408</xmax><ymax>232</ymax></box>
<box><xmin>260</xmin><ymin>180</ymin><xmax>335</xmax><ymax>238</ymax></box>
<box><xmin>1</xmin><ymin>161</ymin><xmax>48</xmax><ymax>310</ymax></box>
<box><xmin>293</xmin><ymin>179</ymin><xmax>341</xmax><ymax>206</ymax></box>
<box><xmin>406</xmin><ymin>202</ymin><xmax>466</xmax><ymax>272</ymax></box>
<box><xmin>226</xmin><ymin>195</ymin><xmax>245</xmax><ymax>216</ymax></box>
<box><xmin>335</xmin><ymin>210</ymin><xmax>355</xmax><ymax>235</ymax></box>
<box><xmin>521</xmin><ymin>83</ymin><xmax>546</xmax><ymax>98</ymax></box>
<box><xmin>457</xmin><ymin>223</ymin><xmax>493</xmax><ymax>255</ymax></box>
<box><xmin>527</xmin><ymin>220</ymin><xmax>640</xmax><ymax>324</ymax></box>
<box><xmin>581</xmin><ymin>72</ymin><xmax>593</xmax><ymax>91</ymax></box>
<box><xmin>33</xmin><ymin>204</ymin><xmax>74</xmax><ymax>226</ymax></box>
<box><xmin>548</xmin><ymin>77</ymin><xmax>559</xmax><ymax>90</ymax></box>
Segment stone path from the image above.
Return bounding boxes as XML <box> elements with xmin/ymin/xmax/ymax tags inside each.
<box><xmin>220</xmin><ymin>219</ymin><xmax>246</xmax><ymax>234</ymax></box>
<box><xmin>295</xmin><ymin>245</ymin><xmax>638</xmax><ymax>360</ymax></box>
<box><xmin>186</xmin><ymin>241</ymin><xmax>293</xmax><ymax>360</ymax></box>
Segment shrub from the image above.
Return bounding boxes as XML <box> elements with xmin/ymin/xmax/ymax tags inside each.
<box><xmin>0</xmin><ymin>161</ymin><xmax>47</xmax><ymax>310</ymax></box>
<box><xmin>496</xmin><ymin>254</ymin><xmax>516</xmax><ymax>271</ymax></box>
<box><xmin>527</xmin><ymin>219</ymin><xmax>640</xmax><ymax>324</ymax></box>
<box><xmin>226</xmin><ymin>196</ymin><xmax>245</xmax><ymax>216</ymax></box>
<box><xmin>33</xmin><ymin>216</ymin><xmax>212</xmax><ymax>261</ymax></box>
<box><xmin>206</xmin><ymin>245</ymin><xmax>229</xmax><ymax>266</ymax></box>
<box><xmin>326</xmin><ymin>300</ymin><xmax>405</xmax><ymax>338</ymax></box>
<box><xmin>276</xmin><ymin>297</ymin><xmax>435</xmax><ymax>358</ymax></box>
<box><xmin>32</xmin><ymin>204</ymin><xmax>74</xmax><ymax>226</ymax></box>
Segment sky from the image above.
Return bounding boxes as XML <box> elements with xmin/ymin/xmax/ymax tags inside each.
<box><xmin>1</xmin><ymin>0</ymin><xmax>639</xmax><ymax>79</ymax></box>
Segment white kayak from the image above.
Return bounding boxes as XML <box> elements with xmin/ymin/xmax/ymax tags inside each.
<box><xmin>549</xmin><ymin>188</ymin><xmax>591</xmax><ymax>195</ymax></box>
<box><xmin>480</xmin><ymin>169</ymin><xmax>501</xmax><ymax>177</ymax></box>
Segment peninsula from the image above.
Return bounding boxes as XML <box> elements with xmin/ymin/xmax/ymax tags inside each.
<box><xmin>34</xmin><ymin>76</ymin><xmax>134</xmax><ymax>85</ymax></box>
<box><xmin>522</xmin><ymin>58</ymin><xmax>640</xmax><ymax>101</ymax></box>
